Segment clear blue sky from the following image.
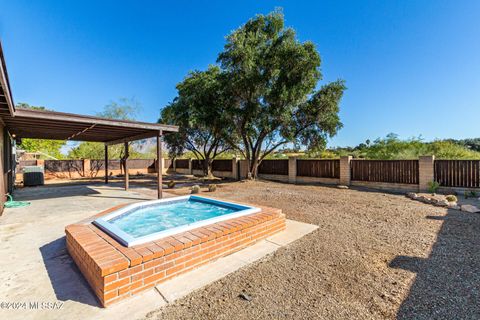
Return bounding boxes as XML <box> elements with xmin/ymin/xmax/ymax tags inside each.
<box><xmin>1</xmin><ymin>0</ymin><xmax>479</xmax><ymax>147</ymax></box>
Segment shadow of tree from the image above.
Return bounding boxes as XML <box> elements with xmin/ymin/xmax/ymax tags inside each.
<box><xmin>390</xmin><ymin>208</ymin><xmax>480</xmax><ymax>319</ymax></box>
<box><xmin>39</xmin><ymin>237</ymin><xmax>100</xmax><ymax>307</ymax></box>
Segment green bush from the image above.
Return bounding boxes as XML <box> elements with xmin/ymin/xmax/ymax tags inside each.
<box><xmin>427</xmin><ymin>181</ymin><xmax>440</xmax><ymax>194</ymax></box>
<box><xmin>208</xmin><ymin>184</ymin><xmax>217</xmax><ymax>192</ymax></box>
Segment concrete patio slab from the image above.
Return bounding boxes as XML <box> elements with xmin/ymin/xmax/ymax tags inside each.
<box><xmin>267</xmin><ymin>219</ymin><xmax>319</xmax><ymax>246</ymax></box>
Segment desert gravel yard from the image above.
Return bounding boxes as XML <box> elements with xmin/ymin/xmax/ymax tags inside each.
<box><xmin>146</xmin><ymin>180</ymin><xmax>480</xmax><ymax>320</ymax></box>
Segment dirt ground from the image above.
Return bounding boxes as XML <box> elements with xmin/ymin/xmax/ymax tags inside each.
<box><xmin>144</xmin><ymin>180</ymin><xmax>480</xmax><ymax>320</ymax></box>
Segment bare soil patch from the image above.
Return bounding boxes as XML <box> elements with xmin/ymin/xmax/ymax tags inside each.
<box><xmin>145</xmin><ymin>180</ymin><xmax>480</xmax><ymax>320</ymax></box>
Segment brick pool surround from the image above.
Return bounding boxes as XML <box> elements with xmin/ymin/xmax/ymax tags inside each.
<box><xmin>92</xmin><ymin>195</ymin><xmax>263</xmax><ymax>247</ymax></box>
<box><xmin>65</xmin><ymin>197</ymin><xmax>286</xmax><ymax>307</ymax></box>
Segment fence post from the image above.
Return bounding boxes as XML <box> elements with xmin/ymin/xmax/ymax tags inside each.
<box><xmin>188</xmin><ymin>158</ymin><xmax>193</xmax><ymax>175</ymax></box>
<box><xmin>173</xmin><ymin>158</ymin><xmax>176</xmax><ymax>173</ymax></box>
<box><xmin>232</xmin><ymin>157</ymin><xmax>239</xmax><ymax>180</ymax></box>
<box><xmin>83</xmin><ymin>159</ymin><xmax>91</xmax><ymax>177</ymax></box>
<box><xmin>288</xmin><ymin>156</ymin><xmax>297</xmax><ymax>184</ymax></box>
<box><xmin>419</xmin><ymin>155</ymin><xmax>435</xmax><ymax>192</ymax></box>
<box><xmin>339</xmin><ymin>156</ymin><xmax>352</xmax><ymax>186</ymax></box>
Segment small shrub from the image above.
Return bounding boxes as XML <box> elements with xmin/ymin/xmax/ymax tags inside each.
<box><xmin>208</xmin><ymin>184</ymin><xmax>217</xmax><ymax>192</ymax></box>
<box><xmin>445</xmin><ymin>195</ymin><xmax>457</xmax><ymax>202</ymax></box>
<box><xmin>167</xmin><ymin>180</ymin><xmax>176</xmax><ymax>189</ymax></box>
<box><xmin>427</xmin><ymin>181</ymin><xmax>440</xmax><ymax>194</ymax></box>
<box><xmin>464</xmin><ymin>191</ymin><xmax>469</xmax><ymax>199</ymax></box>
<box><xmin>469</xmin><ymin>191</ymin><xmax>478</xmax><ymax>198</ymax></box>
<box><xmin>191</xmin><ymin>185</ymin><xmax>200</xmax><ymax>194</ymax></box>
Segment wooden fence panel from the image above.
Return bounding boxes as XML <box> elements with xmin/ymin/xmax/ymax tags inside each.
<box><xmin>44</xmin><ymin>160</ymin><xmax>84</xmax><ymax>172</ymax></box>
<box><xmin>351</xmin><ymin>160</ymin><xmax>419</xmax><ymax>184</ymax></box>
<box><xmin>192</xmin><ymin>159</ymin><xmax>203</xmax><ymax>170</ymax></box>
<box><xmin>175</xmin><ymin>159</ymin><xmax>189</xmax><ymax>169</ymax></box>
<box><xmin>258</xmin><ymin>159</ymin><xmax>289</xmax><ymax>175</ymax></box>
<box><xmin>212</xmin><ymin>160</ymin><xmax>232</xmax><ymax>172</ymax></box>
<box><xmin>128</xmin><ymin>159</ymin><xmax>155</xmax><ymax>169</ymax></box>
<box><xmin>434</xmin><ymin>160</ymin><xmax>480</xmax><ymax>188</ymax></box>
<box><xmin>296</xmin><ymin>159</ymin><xmax>340</xmax><ymax>178</ymax></box>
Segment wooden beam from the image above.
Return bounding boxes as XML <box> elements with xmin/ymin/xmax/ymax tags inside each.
<box><xmin>104</xmin><ymin>144</ymin><xmax>109</xmax><ymax>184</ymax></box>
<box><xmin>124</xmin><ymin>141</ymin><xmax>129</xmax><ymax>191</ymax></box>
<box><xmin>157</xmin><ymin>131</ymin><xmax>163</xmax><ymax>199</ymax></box>
<box><xmin>105</xmin><ymin>131</ymin><xmax>158</xmax><ymax>146</ymax></box>
<box><xmin>67</xmin><ymin>123</ymin><xmax>96</xmax><ymax>140</ymax></box>
<box><xmin>13</xmin><ymin>108</ymin><xmax>179</xmax><ymax>132</ymax></box>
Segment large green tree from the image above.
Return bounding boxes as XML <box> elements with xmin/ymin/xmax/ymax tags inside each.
<box><xmin>160</xmin><ymin>66</ymin><xmax>233</xmax><ymax>177</ymax></box>
<box><xmin>218</xmin><ymin>10</ymin><xmax>346</xmax><ymax>177</ymax></box>
<box><xmin>16</xmin><ymin>103</ymin><xmax>66</xmax><ymax>159</ymax></box>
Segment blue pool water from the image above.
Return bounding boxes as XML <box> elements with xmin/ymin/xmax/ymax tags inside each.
<box><xmin>109</xmin><ymin>199</ymin><xmax>239</xmax><ymax>238</ymax></box>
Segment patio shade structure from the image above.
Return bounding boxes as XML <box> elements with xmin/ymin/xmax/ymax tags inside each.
<box><xmin>1</xmin><ymin>107</ymin><xmax>178</xmax><ymax>199</ymax></box>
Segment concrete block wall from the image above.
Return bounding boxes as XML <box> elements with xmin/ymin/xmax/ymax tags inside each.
<box><xmin>339</xmin><ymin>156</ymin><xmax>352</xmax><ymax>186</ymax></box>
<box><xmin>418</xmin><ymin>155</ymin><xmax>435</xmax><ymax>192</ymax></box>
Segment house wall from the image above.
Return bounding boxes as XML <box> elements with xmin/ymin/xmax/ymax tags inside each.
<box><xmin>0</xmin><ymin>124</ymin><xmax>6</xmax><ymax>214</ymax></box>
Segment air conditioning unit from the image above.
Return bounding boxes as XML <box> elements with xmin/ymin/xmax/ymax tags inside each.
<box><xmin>23</xmin><ymin>166</ymin><xmax>45</xmax><ymax>186</ymax></box>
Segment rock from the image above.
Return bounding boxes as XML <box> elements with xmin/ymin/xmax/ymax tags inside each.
<box><xmin>434</xmin><ymin>200</ymin><xmax>449</xmax><ymax>207</ymax></box>
<box><xmin>337</xmin><ymin>185</ymin><xmax>349</xmax><ymax>189</ymax></box>
<box><xmin>239</xmin><ymin>293</ymin><xmax>252</xmax><ymax>301</ymax></box>
<box><xmin>449</xmin><ymin>205</ymin><xmax>461</xmax><ymax>210</ymax></box>
<box><xmin>417</xmin><ymin>196</ymin><xmax>432</xmax><ymax>204</ymax></box>
<box><xmin>460</xmin><ymin>204</ymin><xmax>480</xmax><ymax>213</ymax></box>
<box><xmin>447</xmin><ymin>202</ymin><xmax>458</xmax><ymax>208</ymax></box>
<box><xmin>406</xmin><ymin>192</ymin><xmax>417</xmax><ymax>199</ymax></box>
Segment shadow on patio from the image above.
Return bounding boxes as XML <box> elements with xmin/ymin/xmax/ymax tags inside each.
<box><xmin>39</xmin><ymin>237</ymin><xmax>101</xmax><ymax>307</ymax></box>
<box><xmin>13</xmin><ymin>184</ymin><xmax>102</xmax><ymax>201</ymax></box>
<box><xmin>390</xmin><ymin>208</ymin><xmax>480</xmax><ymax>319</ymax></box>
<box><xmin>13</xmin><ymin>183</ymin><xmax>157</xmax><ymax>201</ymax></box>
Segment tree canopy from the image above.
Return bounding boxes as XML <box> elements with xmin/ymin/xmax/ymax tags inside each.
<box><xmin>161</xmin><ymin>9</ymin><xmax>346</xmax><ymax>178</ymax></box>
<box><xmin>160</xmin><ymin>66</ymin><xmax>234</xmax><ymax>176</ymax></box>
<box><xmin>217</xmin><ymin>9</ymin><xmax>345</xmax><ymax>177</ymax></box>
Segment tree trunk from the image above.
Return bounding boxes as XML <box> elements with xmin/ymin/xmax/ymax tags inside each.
<box><xmin>248</xmin><ymin>157</ymin><xmax>259</xmax><ymax>180</ymax></box>
<box><xmin>203</xmin><ymin>158</ymin><xmax>215</xmax><ymax>179</ymax></box>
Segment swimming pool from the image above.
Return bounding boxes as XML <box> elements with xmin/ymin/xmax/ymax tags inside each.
<box><xmin>93</xmin><ymin>195</ymin><xmax>261</xmax><ymax>247</ymax></box>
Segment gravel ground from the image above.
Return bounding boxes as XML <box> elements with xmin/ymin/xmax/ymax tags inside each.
<box><xmin>144</xmin><ymin>180</ymin><xmax>480</xmax><ymax>320</ymax></box>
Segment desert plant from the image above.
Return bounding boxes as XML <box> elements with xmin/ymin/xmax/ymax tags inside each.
<box><xmin>427</xmin><ymin>181</ymin><xmax>440</xmax><ymax>194</ymax></box>
<box><xmin>167</xmin><ymin>180</ymin><xmax>176</xmax><ymax>189</ymax></box>
<box><xmin>191</xmin><ymin>185</ymin><xmax>200</xmax><ymax>194</ymax></box>
<box><xmin>208</xmin><ymin>184</ymin><xmax>217</xmax><ymax>192</ymax></box>
<box><xmin>445</xmin><ymin>195</ymin><xmax>457</xmax><ymax>202</ymax></box>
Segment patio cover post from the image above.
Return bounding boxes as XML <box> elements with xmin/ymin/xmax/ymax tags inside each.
<box><xmin>157</xmin><ymin>131</ymin><xmax>163</xmax><ymax>199</ymax></box>
<box><xmin>104</xmin><ymin>144</ymin><xmax>109</xmax><ymax>184</ymax></box>
<box><xmin>124</xmin><ymin>141</ymin><xmax>129</xmax><ymax>190</ymax></box>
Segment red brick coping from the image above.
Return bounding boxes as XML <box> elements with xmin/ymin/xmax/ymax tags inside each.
<box><xmin>65</xmin><ymin>198</ymin><xmax>286</xmax><ymax>307</ymax></box>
